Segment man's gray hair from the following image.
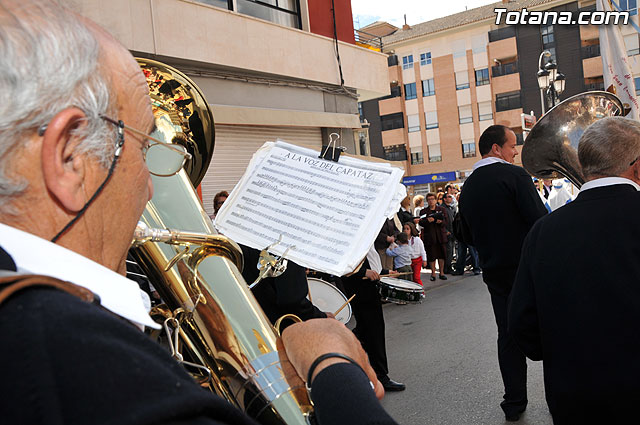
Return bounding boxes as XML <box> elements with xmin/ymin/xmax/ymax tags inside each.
<box><xmin>578</xmin><ymin>116</ymin><xmax>640</xmax><ymax>179</ymax></box>
<box><xmin>0</xmin><ymin>0</ymin><xmax>117</xmax><ymax>208</ymax></box>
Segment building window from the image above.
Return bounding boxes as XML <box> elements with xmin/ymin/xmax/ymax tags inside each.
<box><xmin>455</xmin><ymin>71</ymin><xmax>470</xmax><ymax>90</ymax></box>
<box><xmin>420</xmin><ymin>52</ymin><xmax>432</xmax><ymax>66</ymax></box>
<box><xmin>381</xmin><ymin>113</ymin><xmax>404</xmax><ymax>131</ymax></box>
<box><xmin>425</xmin><ymin>111</ymin><xmax>438</xmax><ymax>130</ymax></box>
<box><xmin>402</xmin><ymin>55</ymin><xmax>414</xmax><ymax>70</ymax></box>
<box><xmin>458</xmin><ymin>105</ymin><xmax>473</xmax><ymax>124</ymax></box>
<box><xmin>390</xmin><ymin>86</ymin><xmax>402</xmax><ymax>98</ymax></box>
<box><xmin>411</xmin><ymin>151</ymin><xmax>424</xmax><ymax>164</ymax></box>
<box><xmin>492</xmin><ymin>60</ymin><xmax>518</xmax><ymax>78</ymax></box>
<box><xmin>195</xmin><ymin>0</ymin><xmax>231</xmax><ymax>9</ymax></box>
<box><xmin>495</xmin><ymin>91</ymin><xmax>521</xmax><ymax>112</ymax></box>
<box><xmin>584</xmin><ymin>76</ymin><xmax>604</xmax><ymax>91</ymax></box>
<box><xmin>422</xmin><ymin>78</ymin><xmax>435</xmax><ymax>96</ymax></box>
<box><xmin>475</xmin><ymin>68</ymin><xmax>490</xmax><ymax>86</ymax></box>
<box><xmin>621</xmin><ymin>0</ymin><xmax>638</xmax><ymax>16</ymax></box>
<box><xmin>407</xmin><ymin>114</ymin><xmax>420</xmax><ymax>132</ymax></box>
<box><xmin>541</xmin><ymin>24</ymin><xmax>556</xmax><ymax>63</ymax></box>
<box><xmin>236</xmin><ymin>0</ymin><xmax>301</xmax><ymax>29</ymax></box>
<box><xmin>358</xmin><ymin>131</ymin><xmax>368</xmax><ymax>155</ymax></box>
<box><xmin>358</xmin><ymin>102</ymin><xmax>363</xmax><ymax>121</ymax></box>
<box><xmin>635</xmin><ymin>77</ymin><xmax>640</xmax><ymax>95</ymax></box>
<box><xmin>624</xmin><ymin>34</ymin><xmax>639</xmax><ymax>56</ymax></box>
<box><xmin>384</xmin><ymin>144</ymin><xmax>408</xmax><ymax>161</ymax></box>
<box><xmin>428</xmin><ymin>144</ymin><xmax>442</xmax><ymax>162</ymax></box>
<box><xmin>478</xmin><ymin>101</ymin><xmax>493</xmax><ymax>121</ymax></box>
<box><xmin>405</xmin><ymin>83</ymin><xmax>417</xmax><ymax>100</ymax></box>
<box><xmin>515</xmin><ymin>132</ymin><xmax>524</xmax><ymax>146</ymax></box>
<box><xmin>462</xmin><ymin>142</ymin><xmax>476</xmax><ymax>158</ymax></box>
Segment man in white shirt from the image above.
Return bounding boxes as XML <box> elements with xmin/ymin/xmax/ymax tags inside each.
<box><xmin>509</xmin><ymin>117</ymin><xmax>640</xmax><ymax>424</ymax></box>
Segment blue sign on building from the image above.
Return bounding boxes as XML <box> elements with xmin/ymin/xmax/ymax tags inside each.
<box><xmin>402</xmin><ymin>171</ymin><xmax>457</xmax><ymax>186</ymax></box>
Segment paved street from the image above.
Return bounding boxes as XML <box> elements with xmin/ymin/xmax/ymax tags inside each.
<box><xmin>376</xmin><ymin>272</ymin><xmax>553</xmax><ymax>425</ymax></box>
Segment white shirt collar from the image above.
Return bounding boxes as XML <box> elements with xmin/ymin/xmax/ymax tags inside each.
<box><xmin>580</xmin><ymin>177</ymin><xmax>640</xmax><ymax>192</ymax></box>
<box><xmin>0</xmin><ymin>223</ymin><xmax>160</xmax><ymax>330</ymax></box>
<box><xmin>473</xmin><ymin>156</ymin><xmax>510</xmax><ymax>170</ymax></box>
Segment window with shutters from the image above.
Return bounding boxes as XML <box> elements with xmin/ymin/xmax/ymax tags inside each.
<box><xmin>478</xmin><ymin>101</ymin><xmax>493</xmax><ymax>121</ymax></box>
<box><xmin>458</xmin><ymin>105</ymin><xmax>473</xmax><ymax>124</ymax></box>
<box><xmin>456</xmin><ymin>71</ymin><xmax>469</xmax><ymax>90</ymax></box>
<box><xmin>407</xmin><ymin>114</ymin><xmax>420</xmax><ymax>132</ymax></box>
<box><xmin>425</xmin><ymin>111</ymin><xmax>438</xmax><ymax>129</ymax></box>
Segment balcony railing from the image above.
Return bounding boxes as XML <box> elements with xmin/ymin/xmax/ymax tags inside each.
<box><xmin>354</xmin><ymin>29</ymin><xmax>383</xmax><ymax>52</ymax></box>
<box><xmin>581</xmin><ymin>44</ymin><xmax>601</xmax><ymax>59</ymax></box>
<box><xmin>492</xmin><ymin>61</ymin><xmax>518</xmax><ymax>78</ymax></box>
<box><xmin>489</xmin><ymin>26</ymin><xmax>516</xmax><ymax>43</ymax></box>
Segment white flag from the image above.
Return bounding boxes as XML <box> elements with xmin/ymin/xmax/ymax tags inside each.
<box><xmin>597</xmin><ymin>0</ymin><xmax>639</xmax><ymax>120</ymax></box>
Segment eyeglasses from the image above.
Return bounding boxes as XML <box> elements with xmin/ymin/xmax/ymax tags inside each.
<box><xmin>101</xmin><ymin>116</ymin><xmax>191</xmax><ymax>177</ymax></box>
<box><xmin>631</xmin><ymin>156</ymin><xmax>640</xmax><ymax>167</ymax></box>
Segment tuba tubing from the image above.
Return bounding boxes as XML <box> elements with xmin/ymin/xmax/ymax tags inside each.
<box><xmin>131</xmin><ymin>59</ymin><xmax>313</xmax><ymax>424</ymax></box>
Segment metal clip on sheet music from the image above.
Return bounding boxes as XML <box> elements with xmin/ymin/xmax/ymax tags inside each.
<box><xmin>319</xmin><ymin>132</ymin><xmax>345</xmax><ymax>162</ymax></box>
<box><xmin>249</xmin><ymin>235</ymin><xmax>295</xmax><ymax>289</ymax></box>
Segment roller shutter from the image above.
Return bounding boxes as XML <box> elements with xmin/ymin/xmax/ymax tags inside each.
<box><xmin>200</xmin><ymin>124</ymin><xmax>323</xmax><ymax>215</ymax></box>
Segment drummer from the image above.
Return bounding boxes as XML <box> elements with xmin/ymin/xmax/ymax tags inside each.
<box><xmin>338</xmin><ymin>245</ymin><xmax>406</xmax><ymax>392</ymax></box>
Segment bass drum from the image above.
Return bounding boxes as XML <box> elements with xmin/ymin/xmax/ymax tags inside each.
<box><xmin>306</xmin><ymin>278</ymin><xmax>352</xmax><ymax>324</ymax></box>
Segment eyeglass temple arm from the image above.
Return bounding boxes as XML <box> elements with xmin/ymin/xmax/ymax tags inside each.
<box><xmin>100</xmin><ymin>115</ymin><xmax>191</xmax><ymax>158</ymax></box>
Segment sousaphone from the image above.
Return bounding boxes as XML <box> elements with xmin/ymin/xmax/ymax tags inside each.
<box><xmin>521</xmin><ymin>91</ymin><xmax>625</xmax><ymax>188</ymax></box>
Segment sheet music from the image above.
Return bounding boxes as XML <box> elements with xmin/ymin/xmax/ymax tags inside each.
<box><xmin>215</xmin><ymin>141</ymin><xmax>405</xmax><ymax>276</ymax></box>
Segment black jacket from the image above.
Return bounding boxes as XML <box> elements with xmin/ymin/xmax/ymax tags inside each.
<box><xmin>508</xmin><ymin>184</ymin><xmax>640</xmax><ymax>424</ymax></box>
<box><xmin>240</xmin><ymin>244</ymin><xmax>326</xmax><ymax>325</ymax></box>
<box><xmin>459</xmin><ymin>162</ymin><xmax>546</xmax><ymax>292</ymax></box>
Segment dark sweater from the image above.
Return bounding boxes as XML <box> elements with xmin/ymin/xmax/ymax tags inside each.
<box><xmin>459</xmin><ymin>162</ymin><xmax>546</xmax><ymax>291</ymax></box>
<box><xmin>508</xmin><ymin>184</ymin><xmax>640</xmax><ymax>424</ymax></box>
<box><xmin>240</xmin><ymin>244</ymin><xmax>326</xmax><ymax>325</ymax></box>
<box><xmin>0</xmin><ymin>247</ymin><xmax>395</xmax><ymax>425</ymax></box>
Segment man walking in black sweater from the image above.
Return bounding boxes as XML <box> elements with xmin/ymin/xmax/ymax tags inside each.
<box><xmin>458</xmin><ymin>125</ymin><xmax>547</xmax><ymax>421</ymax></box>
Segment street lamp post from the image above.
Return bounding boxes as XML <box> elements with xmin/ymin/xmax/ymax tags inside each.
<box><xmin>537</xmin><ymin>51</ymin><xmax>566</xmax><ymax>115</ymax></box>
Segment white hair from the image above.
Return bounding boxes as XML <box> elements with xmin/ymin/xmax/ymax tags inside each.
<box><xmin>0</xmin><ymin>0</ymin><xmax>117</xmax><ymax>208</ymax></box>
<box><xmin>578</xmin><ymin>116</ymin><xmax>640</xmax><ymax>179</ymax></box>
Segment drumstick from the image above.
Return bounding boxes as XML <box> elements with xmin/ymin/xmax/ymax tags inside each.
<box><xmin>333</xmin><ymin>294</ymin><xmax>356</xmax><ymax>316</ymax></box>
<box><xmin>376</xmin><ymin>271</ymin><xmax>413</xmax><ymax>278</ymax></box>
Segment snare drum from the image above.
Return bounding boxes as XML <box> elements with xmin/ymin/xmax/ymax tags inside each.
<box><xmin>306</xmin><ymin>278</ymin><xmax>352</xmax><ymax>324</ymax></box>
<box><xmin>378</xmin><ymin>277</ymin><xmax>425</xmax><ymax>304</ymax></box>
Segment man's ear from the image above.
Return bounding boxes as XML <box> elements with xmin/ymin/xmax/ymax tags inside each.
<box><xmin>41</xmin><ymin>108</ymin><xmax>90</xmax><ymax>212</ymax></box>
<box><xmin>491</xmin><ymin>143</ymin><xmax>502</xmax><ymax>159</ymax></box>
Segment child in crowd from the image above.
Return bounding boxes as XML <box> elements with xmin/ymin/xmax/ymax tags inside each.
<box><xmin>404</xmin><ymin>222</ymin><xmax>426</xmax><ymax>286</ymax></box>
<box><xmin>385</xmin><ymin>231</ymin><xmax>413</xmax><ymax>281</ymax></box>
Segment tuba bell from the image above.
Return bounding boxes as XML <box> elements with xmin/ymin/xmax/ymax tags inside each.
<box><xmin>130</xmin><ymin>59</ymin><xmax>313</xmax><ymax>424</ymax></box>
<box><xmin>521</xmin><ymin>91</ymin><xmax>625</xmax><ymax>188</ymax></box>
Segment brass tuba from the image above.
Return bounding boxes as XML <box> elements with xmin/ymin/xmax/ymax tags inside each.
<box><xmin>130</xmin><ymin>59</ymin><xmax>313</xmax><ymax>424</ymax></box>
<box><xmin>521</xmin><ymin>91</ymin><xmax>625</xmax><ymax>188</ymax></box>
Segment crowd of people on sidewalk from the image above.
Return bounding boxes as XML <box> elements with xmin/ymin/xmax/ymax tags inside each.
<box><xmin>376</xmin><ymin>185</ymin><xmax>481</xmax><ymax>286</ymax></box>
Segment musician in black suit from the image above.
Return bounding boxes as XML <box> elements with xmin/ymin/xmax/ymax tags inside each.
<box><xmin>508</xmin><ymin>117</ymin><xmax>640</xmax><ymax>424</ymax></box>
<box><xmin>240</xmin><ymin>244</ymin><xmax>328</xmax><ymax>326</ymax></box>
<box><xmin>458</xmin><ymin>125</ymin><xmax>547</xmax><ymax>421</ymax></box>
<box><xmin>339</xmin><ymin>246</ymin><xmax>406</xmax><ymax>392</ymax></box>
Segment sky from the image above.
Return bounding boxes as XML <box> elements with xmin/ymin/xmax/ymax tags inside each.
<box><xmin>351</xmin><ymin>0</ymin><xmax>499</xmax><ymax>29</ymax></box>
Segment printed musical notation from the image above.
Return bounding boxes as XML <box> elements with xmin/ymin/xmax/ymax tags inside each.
<box><xmin>215</xmin><ymin>141</ymin><xmax>404</xmax><ymax>276</ymax></box>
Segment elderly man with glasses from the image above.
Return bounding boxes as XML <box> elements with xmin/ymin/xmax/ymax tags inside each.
<box><xmin>0</xmin><ymin>2</ymin><xmax>395</xmax><ymax>424</ymax></box>
<box><xmin>509</xmin><ymin>116</ymin><xmax>640</xmax><ymax>424</ymax></box>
